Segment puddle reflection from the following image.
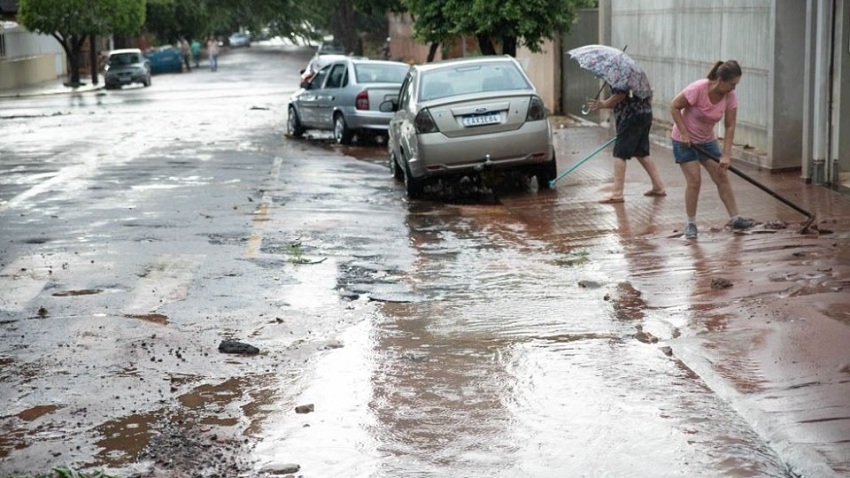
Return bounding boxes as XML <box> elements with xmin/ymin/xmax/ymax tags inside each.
<box><xmin>254</xmin><ymin>196</ymin><xmax>790</xmax><ymax>477</ymax></box>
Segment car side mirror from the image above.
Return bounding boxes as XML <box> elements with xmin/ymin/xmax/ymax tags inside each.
<box><xmin>379</xmin><ymin>98</ymin><xmax>398</xmax><ymax>113</ymax></box>
<box><xmin>300</xmin><ymin>81</ymin><xmax>311</xmax><ymax>89</ymax></box>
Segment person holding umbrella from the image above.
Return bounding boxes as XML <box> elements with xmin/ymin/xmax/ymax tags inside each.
<box><xmin>566</xmin><ymin>45</ymin><xmax>665</xmax><ymax>203</ymax></box>
<box><xmin>670</xmin><ymin>60</ymin><xmax>754</xmax><ymax>239</ymax></box>
<box><xmin>586</xmin><ymin>87</ymin><xmax>666</xmax><ymax>203</ymax></box>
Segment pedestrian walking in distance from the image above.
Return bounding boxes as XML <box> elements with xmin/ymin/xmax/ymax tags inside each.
<box><xmin>180</xmin><ymin>38</ymin><xmax>192</xmax><ymax>72</ymax></box>
<box><xmin>191</xmin><ymin>39</ymin><xmax>201</xmax><ymax>68</ymax></box>
<box><xmin>207</xmin><ymin>37</ymin><xmax>219</xmax><ymax>72</ymax></box>
<box><xmin>587</xmin><ymin>87</ymin><xmax>666</xmax><ymax>203</ymax></box>
<box><xmin>670</xmin><ymin>60</ymin><xmax>754</xmax><ymax>239</ymax></box>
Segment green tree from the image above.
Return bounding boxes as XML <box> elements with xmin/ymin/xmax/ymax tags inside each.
<box><xmin>403</xmin><ymin>0</ymin><xmax>450</xmax><ymax>61</ymax></box>
<box><xmin>18</xmin><ymin>0</ymin><xmax>146</xmax><ymax>86</ymax></box>
<box><xmin>401</xmin><ymin>0</ymin><xmax>594</xmax><ymax>58</ymax></box>
<box><xmin>144</xmin><ymin>0</ymin><xmax>210</xmax><ymax>45</ymax></box>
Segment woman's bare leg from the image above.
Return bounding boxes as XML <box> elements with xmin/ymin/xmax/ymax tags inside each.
<box><xmin>701</xmin><ymin>159</ymin><xmax>739</xmax><ymax>217</ymax></box>
<box><xmin>600</xmin><ymin>158</ymin><xmax>627</xmax><ymax>202</ymax></box>
<box><xmin>636</xmin><ymin>156</ymin><xmax>665</xmax><ymax>195</ymax></box>
<box><xmin>680</xmin><ymin>161</ymin><xmax>702</xmax><ymax>217</ymax></box>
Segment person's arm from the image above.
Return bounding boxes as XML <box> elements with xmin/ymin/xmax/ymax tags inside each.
<box><xmin>588</xmin><ymin>92</ymin><xmax>626</xmax><ymax>111</ymax></box>
<box><xmin>719</xmin><ymin>107</ymin><xmax>737</xmax><ymax>169</ymax></box>
<box><xmin>670</xmin><ymin>93</ymin><xmax>691</xmax><ymax>145</ymax></box>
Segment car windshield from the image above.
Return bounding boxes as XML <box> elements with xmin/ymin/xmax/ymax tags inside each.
<box><xmin>109</xmin><ymin>53</ymin><xmax>140</xmax><ymax>66</ymax></box>
<box><xmin>419</xmin><ymin>61</ymin><xmax>531</xmax><ymax>101</ymax></box>
<box><xmin>354</xmin><ymin>63</ymin><xmax>409</xmax><ymax>83</ymax></box>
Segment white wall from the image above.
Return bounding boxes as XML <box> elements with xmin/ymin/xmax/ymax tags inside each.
<box><xmin>610</xmin><ymin>0</ymin><xmax>773</xmax><ymax>153</ymax></box>
<box><xmin>0</xmin><ymin>24</ymin><xmax>66</xmax><ymax>89</ymax></box>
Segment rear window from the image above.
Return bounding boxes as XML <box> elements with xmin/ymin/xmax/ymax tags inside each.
<box><xmin>419</xmin><ymin>61</ymin><xmax>531</xmax><ymax>101</ymax></box>
<box><xmin>354</xmin><ymin>63</ymin><xmax>409</xmax><ymax>84</ymax></box>
<box><xmin>109</xmin><ymin>53</ymin><xmax>140</xmax><ymax>66</ymax></box>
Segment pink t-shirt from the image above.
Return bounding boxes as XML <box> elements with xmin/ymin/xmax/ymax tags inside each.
<box><xmin>671</xmin><ymin>79</ymin><xmax>737</xmax><ymax>143</ymax></box>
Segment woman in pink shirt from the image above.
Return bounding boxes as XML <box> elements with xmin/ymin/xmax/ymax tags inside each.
<box><xmin>670</xmin><ymin>60</ymin><xmax>754</xmax><ymax>239</ymax></box>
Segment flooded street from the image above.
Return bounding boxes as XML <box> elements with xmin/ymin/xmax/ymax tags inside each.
<box><xmin>2</xmin><ymin>44</ymin><xmax>849</xmax><ymax>477</ymax></box>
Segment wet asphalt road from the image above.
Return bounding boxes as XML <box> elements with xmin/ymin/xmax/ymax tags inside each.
<box><xmin>1</xmin><ymin>44</ymin><xmax>849</xmax><ymax>477</ymax></box>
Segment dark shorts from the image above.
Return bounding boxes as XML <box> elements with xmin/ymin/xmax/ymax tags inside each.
<box><xmin>613</xmin><ymin>112</ymin><xmax>651</xmax><ymax>160</ymax></box>
<box><xmin>672</xmin><ymin>140</ymin><xmax>721</xmax><ymax>164</ymax></box>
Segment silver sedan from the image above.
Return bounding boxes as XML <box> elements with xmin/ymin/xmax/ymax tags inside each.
<box><xmin>384</xmin><ymin>56</ymin><xmax>556</xmax><ymax>199</ymax></box>
<box><xmin>287</xmin><ymin>58</ymin><xmax>410</xmax><ymax>144</ymax></box>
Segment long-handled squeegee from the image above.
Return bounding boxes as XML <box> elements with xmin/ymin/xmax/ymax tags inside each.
<box><xmin>692</xmin><ymin>144</ymin><xmax>817</xmax><ymax>234</ymax></box>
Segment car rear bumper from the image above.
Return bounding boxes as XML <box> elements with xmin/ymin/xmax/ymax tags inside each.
<box><xmin>409</xmin><ymin>120</ymin><xmax>553</xmax><ymax>178</ymax></box>
<box><xmin>342</xmin><ymin>109</ymin><xmax>394</xmax><ymax>132</ymax></box>
<box><xmin>105</xmin><ymin>73</ymin><xmax>148</xmax><ymax>85</ymax></box>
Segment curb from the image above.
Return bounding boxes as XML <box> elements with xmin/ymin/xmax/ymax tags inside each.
<box><xmin>0</xmin><ymin>80</ymin><xmax>105</xmax><ymax>100</ymax></box>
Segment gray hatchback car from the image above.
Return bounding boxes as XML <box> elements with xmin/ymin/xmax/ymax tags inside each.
<box><xmin>104</xmin><ymin>48</ymin><xmax>151</xmax><ymax>90</ymax></box>
<box><xmin>385</xmin><ymin>56</ymin><xmax>556</xmax><ymax>198</ymax></box>
<box><xmin>287</xmin><ymin>57</ymin><xmax>410</xmax><ymax>144</ymax></box>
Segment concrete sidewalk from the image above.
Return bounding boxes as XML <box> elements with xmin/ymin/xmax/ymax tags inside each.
<box><xmin>552</xmin><ymin>117</ymin><xmax>850</xmax><ymax>233</ymax></box>
<box><xmin>549</xmin><ymin>121</ymin><xmax>850</xmax><ymax>477</ymax></box>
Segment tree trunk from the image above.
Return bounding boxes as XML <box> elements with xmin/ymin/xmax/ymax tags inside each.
<box><xmin>54</xmin><ymin>33</ymin><xmax>84</xmax><ymax>87</ymax></box>
<box><xmin>501</xmin><ymin>36</ymin><xmax>517</xmax><ymax>57</ymax></box>
<box><xmin>67</xmin><ymin>37</ymin><xmax>85</xmax><ymax>86</ymax></box>
<box><xmin>427</xmin><ymin>42</ymin><xmax>439</xmax><ymax>62</ymax></box>
<box><xmin>90</xmin><ymin>35</ymin><xmax>99</xmax><ymax>85</ymax></box>
<box><xmin>477</xmin><ymin>34</ymin><xmax>497</xmax><ymax>56</ymax></box>
<box><xmin>332</xmin><ymin>1</ymin><xmax>359</xmax><ymax>55</ymax></box>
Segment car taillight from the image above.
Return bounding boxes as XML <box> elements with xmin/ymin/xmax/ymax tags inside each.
<box><xmin>414</xmin><ymin>109</ymin><xmax>439</xmax><ymax>134</ymax></box>
<box><xmin>526</xmin><ymin>96</ymin><xmax>546</xmax><ymax>121</ymax></box>
<box><xmin>356</xmin><ymin>91</ymin><xmax>369</xmax><ymax>110</ymax></box>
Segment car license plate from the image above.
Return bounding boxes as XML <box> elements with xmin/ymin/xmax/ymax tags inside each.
<box><xmin>462</xmin><ymin>112</ymin><xmax>500</xmax><ymax>127</ymax></box>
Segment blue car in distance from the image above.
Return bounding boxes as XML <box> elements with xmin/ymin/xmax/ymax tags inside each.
<box><xmin>145</xmin><ymin>46</ymin><xmax>184</xmax><ymax>74</ymax></box>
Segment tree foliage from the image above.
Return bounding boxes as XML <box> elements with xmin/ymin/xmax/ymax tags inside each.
<box><xmin>18</xmin><ymin>0</ymin><xmax>146</xmax><ymax>85</ymax></box>
<box><xmin>144</xmin><ymin>0</ymin><xmax>210</xmax><ymax>44</ymax></box>
<box><xmin>400</xmin><ymin>0</ymin><xmax>595</xmax><ymax>57</ymax></box>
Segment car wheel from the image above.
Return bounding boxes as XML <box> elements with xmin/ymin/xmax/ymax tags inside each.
<box><xmin>536</xmin><ymin>151</ymin><xmax>557</xmax><ymax>190</ymax></box>
<box><xmin>333</xmin><ymin>113</ymin><xmax>353</xmax><ymax>145</ymax></box>
<box><xmin>144</xmin><ymin>76</ymin><xmax>151</xmax><ymax>87</ymax></box>
<box><xmin>389</xmin><ymin>149</ymin><xmax>403</xmax><ymax>181</ymax></box>
<box><xmin>401</xmin><ymin>152</ymin><xmax>424</xmax><ymax>199</ymax></box>
<box><xmin>287</xmin><ymin>106</ymin><xmax>305</xmax><ymax>138</ymax></box>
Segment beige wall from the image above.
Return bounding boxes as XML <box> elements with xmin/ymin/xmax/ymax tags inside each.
<box><xmin>516</xmin><ymin>39</ymin><xmax>561</xmax><ymax>115</ymax></box>
<box><xmin>0</xmin><ymin>54</ymin><xmax>64</xmax><ymax>90</ymax></box>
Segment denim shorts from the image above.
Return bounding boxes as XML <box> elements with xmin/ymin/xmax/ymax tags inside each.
<box><xmin>672</xmin><ymin>140</ymin><xmax>721</xmax><ymax>164</ymax></box>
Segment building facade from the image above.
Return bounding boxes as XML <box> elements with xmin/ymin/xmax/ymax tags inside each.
<box><xmin>0</xmin><ymin>1</ymin><xmax>67</xmax><ymax>90</ymax></box>
<box><xmin>600</xmin><ymin>0</ymin><xmax>849</xmax><ymax>187</ymax></box>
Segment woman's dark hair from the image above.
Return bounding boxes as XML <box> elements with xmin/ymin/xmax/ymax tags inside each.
<box><xmin>707</xmin><ymin>60</ymin><xmax>742</xmax><ymax>81</ymax></box>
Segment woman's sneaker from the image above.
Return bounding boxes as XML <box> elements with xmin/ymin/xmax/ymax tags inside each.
<box><xmin>729</xmin><ymin>217</ymin><xmax>754</xmax><ymax>230</ymax></box>
<box><xmin>684</xmin><ymin>223</ymin><xmax>698</xmax><ymax>239</ymax></box>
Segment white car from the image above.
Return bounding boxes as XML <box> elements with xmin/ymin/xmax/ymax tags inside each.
<box><xmin>299</xmin><ymin>53</ymin><xmax>350</xmax><ymax>84</ymax></box>
<box><xmin>104</xmin><ymin>48</ymin><xmax>151</xmax><ymax>89</ymax></box>
<box><xmin>384</xmin><ymin>56</ymin><xmax>556</xmax><ymax>198</ymax></box>
<box><xmin>288</xmin><ymin>57</ymin><xmax>410</xmax><ymax>144</ymax></box>
<box><xmin>228</xmin><ymin>32</ymin><xmax>251</xmax><ymax>47</ymax></box>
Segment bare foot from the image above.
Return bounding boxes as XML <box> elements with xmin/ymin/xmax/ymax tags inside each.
<box><xmin>598</xmin><ymin>197</ymin><xmax>625</xmax><ymax>204</ymax></box>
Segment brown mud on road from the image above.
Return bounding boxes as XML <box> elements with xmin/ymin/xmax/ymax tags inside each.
<box><xmin>2</xmin><ymin>105</ymin><xmax>850</xmax><ymax>478</ymax></box>
<box><xmin>612</xmin><ymin>222</ymin><xmax>850</xmax><ymax>476</ymax></box>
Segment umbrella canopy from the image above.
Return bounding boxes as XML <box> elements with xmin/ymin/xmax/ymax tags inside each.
<box><xmin>567</xmin><ymin>44</ymin><xmax>652</xmax><ymax>99</ymax></box>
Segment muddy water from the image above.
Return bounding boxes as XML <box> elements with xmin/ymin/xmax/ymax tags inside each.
<box><xmin>253</xmin><ymin>163</ymin><xmax>793</xmax><ymax>477</ymax></box>
<box><xmin>4</xmin><ymin>46</ymin><xmax>846</xmax><ymax>476</ymax></box>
